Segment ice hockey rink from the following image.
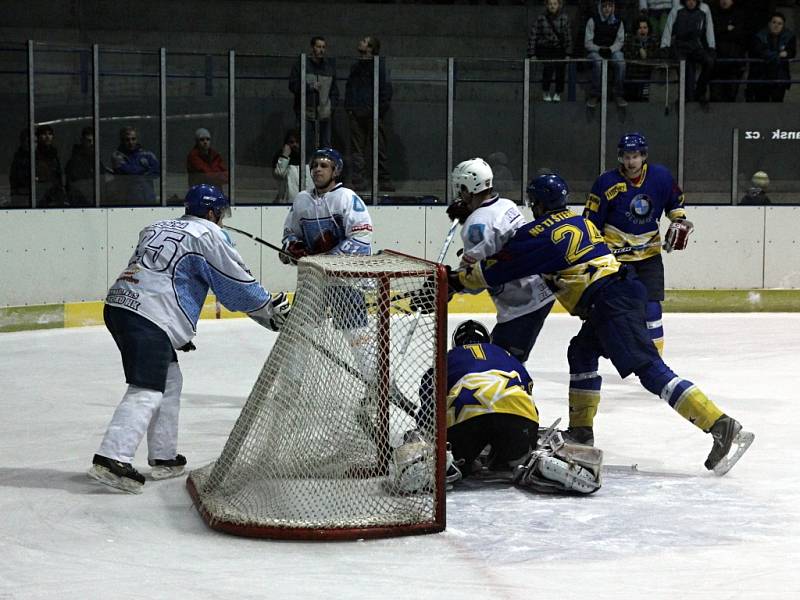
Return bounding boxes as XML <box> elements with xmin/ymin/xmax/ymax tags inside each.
<box><xmin>1</xmin><ymin>312</ymin><xmax>798</xmax><ymax>600</ymax></box>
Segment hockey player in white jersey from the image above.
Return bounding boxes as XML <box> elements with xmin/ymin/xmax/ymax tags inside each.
<box><xmin>446</xmin><ymin>158</ymin><xmax>554</xmax><ymax>363</ymax></box>
<box><xmin>280</xmin><ymin>147</ymin><xmax>372</xmax><ymax>261</ymax></box>
<box><xmin>89</xmin><ymin>184</ymin><xmax>291</xmax><ymax>494</ymax></box>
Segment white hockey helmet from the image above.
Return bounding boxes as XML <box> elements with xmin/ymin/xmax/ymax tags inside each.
<box><xmin>451</xmin><ymin>158</ymin><xmax>493</xmax><ymax>199</ymax></box>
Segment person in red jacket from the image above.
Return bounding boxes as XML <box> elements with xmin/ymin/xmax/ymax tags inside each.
<box><xmin>186</xmin><ymin>128</ymin><xmax>229</xmax><ymax>188</ymax></box>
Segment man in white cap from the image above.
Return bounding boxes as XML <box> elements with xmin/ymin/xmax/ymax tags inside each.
<box><xmin>740</xmin><ymin>171</ymin><xmax>772</xmax><ymax>205</ymax></box>
<box><xmin>186</xmin><ymin>127</ymin><xmax>229</xmax><ymax>189</ymax></box>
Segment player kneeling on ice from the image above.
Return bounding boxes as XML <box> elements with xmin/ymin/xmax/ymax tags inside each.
<box><xmin>391</xmin><ymin>320</ymin><xmax>602</xmax><ymax>495</ymax></box>
<box><xmin>449</xmin><ymin>173</ymin><xmax>754</xmax><ymax>476</ymax></box>
<box><xmin>89</xmin><ymin>184</ymin><xmax>291</xmax><ymax>494</ymax></box>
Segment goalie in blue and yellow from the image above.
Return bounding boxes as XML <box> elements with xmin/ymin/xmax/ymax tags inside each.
<box><xmin>417</xmin><ymin>320</ymin><xmax>539</xmax><ymax>480</ymax></box>
<box><xmin>449</xmin><ymin>173</ymin><xmax>753</xmax><ymax>476</ymax></box>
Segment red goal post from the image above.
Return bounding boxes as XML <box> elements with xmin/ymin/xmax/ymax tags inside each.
<box><xmin>187</xmin><ymin>250</ymin><xmax>449</xmax><ymax>540</ymax></box>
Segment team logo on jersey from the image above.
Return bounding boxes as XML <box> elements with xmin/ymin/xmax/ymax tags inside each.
<box><xmin>352</xmin><ymin>195</ymin><xmax>366</xmax><ymax>212</ymax></box>
<box><xmin>467</xmin><ymin>223</ymin><xmax>485</xmax><ymax>245</ymax></box>
<box><xmin>627</xmin><ymin>194</ymin><xmax>653</xmax><ymax>224</ymax></box>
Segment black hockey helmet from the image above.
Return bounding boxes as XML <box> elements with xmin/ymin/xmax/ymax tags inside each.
<box><xmin>452</xmin><ymin>320</ymin><xmax>491</xmax><ymax>347</ymax></box>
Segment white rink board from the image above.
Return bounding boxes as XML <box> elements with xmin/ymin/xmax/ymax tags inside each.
<box><xmin>1</xmin><ymin>205</ymin><xmax>798</xmax><ymax>306</ymax></box>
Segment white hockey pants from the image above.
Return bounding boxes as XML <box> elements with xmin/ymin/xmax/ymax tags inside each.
<box><xmin>98</xmin><ymin>363</ymin><xmax>183</xmax><ymax>463</ymax></box>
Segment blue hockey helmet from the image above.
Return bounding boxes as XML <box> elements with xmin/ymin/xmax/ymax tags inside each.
<box><xmin>617</xmin><ymin>132</ymin><xmax>648</xmax><ymax>156</ymax></box>
<box><xmin>526</xmin><ymin>173</ymin><xmax>570</xmax><ymax>213</ymax></box>
<box><xmin>311</xmin><ymin>147</ymin><xmax>344</xmax><ymax>178</ymax></box>
<box><xmin>184</xmin><ymin>184</ymin><xmax>231</xmax><ymax>220</ymax></box>
<box><xmin>452</xmin><ymin>320</ymin><xmax>491</xmax><ymax>347</ymax></box>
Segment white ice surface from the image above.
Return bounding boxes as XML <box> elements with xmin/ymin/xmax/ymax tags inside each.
<box><xmin>1</xmin><ymin>313</ymin><xmax>799</xmax><ymax>600</ymax></box>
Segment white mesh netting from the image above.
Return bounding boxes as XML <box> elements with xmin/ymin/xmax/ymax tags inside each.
<box><xmin>187</xmin><ymin>251</ymin><xmax>447</xmax><ymax>539</ymax></box>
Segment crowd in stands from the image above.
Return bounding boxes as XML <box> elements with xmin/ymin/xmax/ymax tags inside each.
<box><xmin>4</xmin><ymin>2</ymin><xmax>798</xmax><ymax>207</ymax></box>
<box><xmin>529</xmin><ymin>0</ymin><xmax>797</xmax><ymax>105</ymax></box>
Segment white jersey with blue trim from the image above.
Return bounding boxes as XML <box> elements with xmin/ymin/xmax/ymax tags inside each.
<box><xmin>106</xmin><ymin>215</ymin><xmax>272</xmax><ymax>348</ymax></box>
<box><xmin>460</xmin><ymin>195</ymin><xmax>554</xmax><ymax>322</ymax></box>
<box><xmin>281</xmin><ymin>183</ymin><xmax>373</xmax><ymax>256</ymax></box>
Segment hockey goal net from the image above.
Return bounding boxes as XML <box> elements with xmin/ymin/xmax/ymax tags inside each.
<box><xmin>187</xmin><ymin>250</ymin><xmax>448</xmax><ymax>540</ymax></box>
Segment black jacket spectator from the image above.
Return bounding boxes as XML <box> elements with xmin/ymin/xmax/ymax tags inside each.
<box><xmin>710</xmin><ymin>0</ymin><xmax>748</xmax><ymax>101</ymax></box>
<box><xmin>746</xmin><ymin>13</ymin><xmax>797</xmax><ymax>102</ymax></box>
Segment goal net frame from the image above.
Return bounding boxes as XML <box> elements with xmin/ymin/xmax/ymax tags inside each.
<box><xmin>186</xmin><ymin>250</ymin><xmax>449</xmax><ymax>540</ymax></box>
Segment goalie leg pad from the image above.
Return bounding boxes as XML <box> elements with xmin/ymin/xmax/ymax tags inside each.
<box><xmin>514</xmin><ymin>439</ymin><xmax>603</xmax><ymax>495</ymax></box>
<box><xmin>387</xmin><ymin>438</ymin><xmax>435</xmax><ymax>495</ymax></box>
<box><xmin>515</xmin><ymin>453</ymin><xmax>602</xmax><ymax>495</ymax></box>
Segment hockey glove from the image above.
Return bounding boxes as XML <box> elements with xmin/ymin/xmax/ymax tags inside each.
<box><xmin>279</xmin><ymin>240</ymin><xmax>308</xmax><ymax>265</ymax></box>
<box><xmin>446</xmin><ymin>201</ymin><xmax>471</xmax><ymax>225</ymax></box>
<box><xmin>409</xmin><ymin>275</ymin><xmax>437</xmax><ymax>314</ymax></box>
<box><xmin>445</xmin><ymin>265</ymin><xmax>465</xmax><ymax>300</ymax></box>
<box><xmin>267</xmin><ymin>292</ymin><xmax>292</xmax><ymax>331</ymax></box>
<box><xmin>663</xmin><ymin>219</ymin><xmax>694</xmax><ymax>252</ymax></box>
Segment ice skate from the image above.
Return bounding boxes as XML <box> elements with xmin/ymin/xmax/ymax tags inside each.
<box><xmin>562</xmin><ymin>426</ymin><xmax>594</xmax><ymax>447</ymax></box>
<box><xmin>88</xmin><ymin>454</ymin><xmax>145</xmax><ymax>494</ymax></box>
<box><xmin>148</xmin><ymin>454</ymin><xmax>187</xmax><ymax>480</ymax></box>
<box><xmin>704</xmin><ymin>415</ymin><xmax>754</xmax><ymax>476</ymax></box>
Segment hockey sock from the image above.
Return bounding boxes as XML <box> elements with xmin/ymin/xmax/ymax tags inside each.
<box><xmin>98</xmin><ymin>385</ymin><xmax>163</xmax><ymax>463</ymax></box>
<box><xmin>636</xmin><ymin>361</ymin><xmax>724</xmax><ymax>432</ymax></box>
<box><xmin>646</xmin><ymin>301</ymin><xmax>664</xmax><ymax>355</ymax></box>
<box><xmin>147</xmin><ymin>362</ymin><xmax>183</xmax><ymax>462</ymax></box>
<box><xmin>567</xmin><ymin>341</ymin><xmax>601</xmax><ymax>428</ymax></box>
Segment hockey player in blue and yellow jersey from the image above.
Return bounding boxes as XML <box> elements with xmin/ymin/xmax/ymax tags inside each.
<box><xmin>417</xmin><ymin>320</ymin><xmax>539</xmax><ymax>480</ymax></box>
<box><xmin>584</xmin><ymin>132</ymin><xmax>694</xmax><ymax>354</ymax></box>
<box><xmin>451</xmin><ymin>173</ymin><xmax>753</xmax><ymax>476</ymax></box>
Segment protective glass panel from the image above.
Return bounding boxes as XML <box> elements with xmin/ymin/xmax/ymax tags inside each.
<box><xmin>33</xmin><ymin>44</ymin><xmax>95</xmax><ymax>208</ymax></box>
<box><xmin>529</xmin><ymin>59</ymin><xmax>600</xmax><ymax>201</ymax></box>
<box><xmin>98</xmin><ymin>48</ymin><xmax>161</xmax><ymax>206</ymax></box>
<box><xmin>0</xmin><ymin>44</ymin><xmax>30</xmax><ymax>208</ymax></box>
<box><xmin>234</xmin><ymin>54</ymin><xmax>297</xmax><ymax>205</ymax></box>
<box><xmin>378</xmin><ymin>57</ymin><xmax>447</xmax><ymax>206</ymax></box>
<box><xmin>455</xmin><ymin>58</ymin><xmax>524</xmax><ymax>203</ymax></box>
<box><xmin>166</xmin><ymin>52</ymin><xmax>229</xmax><ymax>206</ymax></box>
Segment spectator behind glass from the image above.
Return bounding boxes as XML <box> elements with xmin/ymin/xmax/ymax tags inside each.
<box><xmin>585</xmin><ymin>0</ymin><xmax>628</xmax><ymax>108</ymax></box>
<box><xmin>345</xmin><ymin>35</ymin><xmax>394</xmax><ymax>192</ymax></box>
<box><xmin>746</xmin><ymin>12</ymin><xmax>797</xmax><ymax>102</ymax></box>
<box><xmin>739</xmin><ymin>171</ymin><xmax>772</xmax><ymax>205</ymax></box>
<box><xmin>186</xmin><ymin>128</ymin><xmax>229</xmax><ymax>188</ymax></box>
<box><xmin>639</xmin><ymin>0</ymin><xmax>679</xmax><ymax>41</ymax></box>
<box><xmin>624</xmin><ymin>17</ymin><xmax>663</xmax><ymax>101</ymax></box>
<box><xmin>8</xmin><ymin>128</ymin><xmax>30</xmax><ymax>207</ymax></box>
<box><xmin>272</xmin><ymin>129</ymin><xmax>312</xmax><ymax>203</ymax></box>
<box><xmin>661</xmin><ymin>0</ymin><xmax>716</xmax><ymax>104</ymax></box>
<box><xmin>709</xmin><ymin>0</ymin><xmax>747</xmax><ymax>102</ymax></box>
<box><xmin>33</xmin><ymin>124</ymin><xmax>68</xmax><ymax>208</ymax></box>
<box><xmin>109</xmin><ymin>126</ymin><xmax>160</xmax><ymax>204</ymax></box>
<box><xmin>528</xmin><ymin>0</ymin><xmax>573</xmax><ymax>103</ymax></box>
<box><xmin>288</xmin><ymin>36</ymin><xmax>339</xmax><ymax>159</ymax></box>
<box><xmin>65</xmin><ymin>126</ymin><xmax>98</xmax><ymax>207</ymax></box>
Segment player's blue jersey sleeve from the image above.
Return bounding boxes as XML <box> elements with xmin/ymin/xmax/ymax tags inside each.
<box><xmin>461</xmin><ymin>210</ymin><xmax>621</xmax><ymax>315</ymax></box>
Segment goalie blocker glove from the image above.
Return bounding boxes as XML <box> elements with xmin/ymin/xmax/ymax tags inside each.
<box><xmin>663</xmin><ymin>219</ymin><xmax>694</xmax><ymax>253</ymax></box>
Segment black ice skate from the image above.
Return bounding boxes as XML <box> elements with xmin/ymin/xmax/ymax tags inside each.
<box><xmin>148</xmin><ymin>454</ymin><xmax>187</xmax><ymax>480</ymax></box>
<box><xmin>704</xmin><ymin>415</ymin><xmax>755</xmax><ymax>476</ymax></box>
<box><xmin>88</xmin><ymin>454</ymin><xmax>145</xmax><ymax>494</ymax></box>
<box><xmin>562</xmin><ymin>426</ymin><xmax>594</xmax><ymax>447</ymax></box>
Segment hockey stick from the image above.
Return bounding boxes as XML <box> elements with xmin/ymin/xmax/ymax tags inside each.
<box><xmin>223</xmin><ymin>225</ymin><xmax>293</xmax><ymax>260</ymax></box>
<box><xmin>386</xmin><ymin>220</ymin><xmax>461</xmax><ymax>418</ymax></box>
<box><xmin>400</xmin><ymin>219</ymin><xmax>458</xmax><ymax>358</ymax></box>
<box><xmin>611</xmin><ymin>240</ymin><xmax>663</xmax><ymax>255</ymax></box>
